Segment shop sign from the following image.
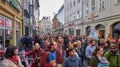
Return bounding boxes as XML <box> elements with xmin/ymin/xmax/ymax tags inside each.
<box><xmin>68</xmin><ymin>22</ymin><xmax>74</xmax><ymax>26</ymax></box>
<box><xmin>5</xmin><ymin>19</ymin><xmax>12</xmax><ymax>28</ymax></box>
<box><xmin>0</xmin><ymin>18</ymin><xmax>3</xmax><ymax>26</ymax></box>
<box><xmin>7</xmin><ymin>0</ymin><xmax>21</xmax><ymax>12</ymax></box>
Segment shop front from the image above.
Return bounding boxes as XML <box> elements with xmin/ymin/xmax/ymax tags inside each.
<box><xmin>76</xmin><ymin>29</ymin><xmax>81</xmax><ymax>36</ymax></box>
<box><xmin>69</xmin><ymin>28</ymin><xmax>74</xmax><ymax>35</ymax></box>
<box><xmin>0</xmin><ymin>15</ymin><xmax>13</xmax><ymax>48</ymax></box>
<box><xmin>16</xmin><ymin>22</ymin><xmax>20</xmax><ymax>47</ymax></box>
<box><xmin>112</xmin><ymin>22</ymin><xmax>120</xmax><ymax>38</ymax></box>
<box><xmin>0</xmin><ymin>0</ymin><xmax>23</xmax><ymax>47</ymax></box>
<box><xmin>86</xmin><ymin>26</ymin><xmax>91</xmax><ymax>36</ymax></box>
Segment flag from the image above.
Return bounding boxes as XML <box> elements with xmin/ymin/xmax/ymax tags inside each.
<box><xmin>89</xmin><ymin>29</ymin><xmax>98</xmax><ymax>40</ymax></box>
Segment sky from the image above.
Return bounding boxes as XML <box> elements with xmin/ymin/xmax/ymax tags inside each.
<box><xmin>39</xmin><ymin>0</ymin><xmax>64</xmax><ymax>20</ymax></box>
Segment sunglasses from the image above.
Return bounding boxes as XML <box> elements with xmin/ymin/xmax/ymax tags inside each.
<box><xmin>111</xmin><ymin>48</ymin><xmax>117</xmax><ymax>49</ymax></box>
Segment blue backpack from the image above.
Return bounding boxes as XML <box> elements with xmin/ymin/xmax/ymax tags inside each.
<box><xmin>96</xmin><ymin>56</ymin><xmax>110</xmax><ymax>67</ymax></box>
<box><xmin>98</xmin><ymin>62</ymin><xmax>110</xmax><ymax>67</ymax></box>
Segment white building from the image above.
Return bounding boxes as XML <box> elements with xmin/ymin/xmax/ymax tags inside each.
<box><xmin>41</xmin><ymin>16</ymin><xmax>52</xmax><ymax>34</ymax></box>
<box><xmin>53</xmin><ymin>5</ymin><xmax>64</xmax><ymax>34</ymax></box>
<box><xmin>64</xmin><ymin>0</ymin><xmax>120</xmax><ymax>39</ymax></box>
<box><xmin>83</xmin><ymin>0</ymin><xmax>120</xmax><ymax>39</ymax></box>
<box><xmin>64</xmin><ymin>0</ymin><xmax>83</xmax><ymax>35</ymax></box>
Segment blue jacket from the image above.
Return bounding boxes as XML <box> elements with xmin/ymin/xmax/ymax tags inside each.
<box><xmin>64</xmin><ymin>56</ymin><xmax>82</xmax><ymax>67</ymax></box>
<box><xmin>85</xmin><ymin>45</ymin><xmax>96</xmax><ymax>59</ymax></box>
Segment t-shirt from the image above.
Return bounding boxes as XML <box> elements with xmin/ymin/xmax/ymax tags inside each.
<box><xmin>48</xmin><ymin>51</ymin><xmax>56</xmax><ymax>63</ymax></box>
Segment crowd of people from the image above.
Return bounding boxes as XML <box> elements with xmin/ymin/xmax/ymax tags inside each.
<box><xmin>0</xmin><ymin>34</ymin><xmax>120</xmax><ymax>67</ymax></box>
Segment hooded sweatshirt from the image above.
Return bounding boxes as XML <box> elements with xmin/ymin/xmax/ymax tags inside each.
<box><xmin>64</xmin><ymin>56</ymin><xmax>82</xmax><ymax>67</ymax></box>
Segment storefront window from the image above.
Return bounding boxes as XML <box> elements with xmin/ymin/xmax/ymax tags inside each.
<box><xmin>5</xmin><ymin>18</ymin><xmax>13</xmax><ymax>46</ymax></box>
<box><xmin>112</xmin><ymin>22</ymin><xmax>120</xmax><ymax>38</ymax></box>
<box><xmin>0</xmin><ymin>17</ymin><xmax>3</xmax><ymax>27</ymax></box>
<box><xmin>5</xmin><ymin>18</ymin><xmax>12</xmax><ymax>28</ymax></box>
<box><xmin>69</xmin><ymin>28</ymin><xmax>74</xmax><ymax>35</ymax></box>
<box><xmin>0</xmin><ymin>15</ymin><xmax>14</xmax><ymax>48</ymax></box>
<box><xmin>0</xmin><ymin>16</ymin><xmax>4</xmax><ymax>49</ymax></box>
<box><xmin>95</xmin><ymin>24</ymin><xmax>105</xmax><ymax>39</ymax></box>
<box><xmin>0</xmin><ymin>29</ymin><xmax>4</xmax><ymax>49</ymax></box>
<box><xmin>86</xmin><ymin>26</ymin><xmax>91</xmax><ymax>36</ymax></box>
<box><xmin>16</xmin><ymin>22</ymin><xmax>20</xmax><ymax>47</ymax></box>
<box><xmin>76</xmin><ymin>29</ymin><xmax>81</xmax><ymax>36</ymax></box>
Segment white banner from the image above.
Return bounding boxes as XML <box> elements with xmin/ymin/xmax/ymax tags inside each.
<box><xmin>89</xmin><ymin>29</ymin><xmax>98</xmax><ymax>40</ymax></box>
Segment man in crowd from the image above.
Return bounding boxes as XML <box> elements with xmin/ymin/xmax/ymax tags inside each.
<box><xmin>104</xmin><ymin>43</ymin><xmax>120</xmax><ymax>67</ymax></box>
<box><xmin>85</xmin><ymin>39</ymin><xmax>96</xmax><ymax>66</ymax></box>
<box><xmin>41</xmin><ymin>41</ymin><xmax>58</xmax><ymax>67</ymax></box>
<box><xmin>56</xmin><ymin>36</ymin><xmax>64</xmax><ymax>67</ymax></box>
<box><xmin>25</xmin><ymin>43</ymin><xmax>43</xmax><ymax>67</ymax></box>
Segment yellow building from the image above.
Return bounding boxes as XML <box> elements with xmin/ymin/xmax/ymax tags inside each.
<box><xmin>0</xmin><ymin>0</ymin><xmax>23</xmax><ymax>47</ymax></box>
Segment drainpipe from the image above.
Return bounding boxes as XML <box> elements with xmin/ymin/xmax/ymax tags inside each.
<box><xmin>81</xmin><ymin>0</ymin><xmax>84</xmax><ymax>35</ymax></box>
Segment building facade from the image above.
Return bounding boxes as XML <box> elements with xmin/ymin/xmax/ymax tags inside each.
<box><xmin>64</xmin><ymin>0</ymin><xmax>83</xmax><ymax>35</ymax></box>
<box><xmin>32</xmin><ymin>0</ymin><xmax>40</xmax><ymax>35</ymax></box>
<box><xmin>64</xmin><ymin>0</ymin><xmax>120</xmax><ymax>39</ymax></box>
<box><xmin>0</xmin><ymin>0</ymin><xmax>23</xmax><ymax>47</ymax></box>
<box><xmin>40</xmin><ymin>16</ymin><xmax>52</xmax><ymax>35</ymax></box>
<box><xmin>83</xmin><ymin>0</ymin><xmax>120</xmax><ymax>39</ymax></box>
<box><xmin>53</xmin><ymin>5</ymin><xmax>64</xmax><ymax>34</ymax></box>
<box><xmin>24</xmin><ymin>0</ymin><xmax>40</xmax><ymax>36</ymax></box>
<box><xmin>39</xmin><ymin>19</ymin><xmax>46</xmax><ymax>35</ymax></box>
<box><xmin>23</xmin><ymin>0</ymin><xmax>30</xmax><ymax>36</ymax></box>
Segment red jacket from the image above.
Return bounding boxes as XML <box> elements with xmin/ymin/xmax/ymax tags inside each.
<box><xmin>56</xmin><ymin>44</ymin><xmax>64</xmax><ymax>64</ymax></box>
<box><xmin>0</xmin><ymin>50</ymin><xmax>4</xmax><ymax>57</ymax></box>
<box><xmin>25</xmin><ymin>48</ymin><xmax>43</xmax><ymax>67</ymax></box>
<box><xmin>40</xmin><ymin>52</ymin><xmax>54</xmax><ymax>67</ymax></box>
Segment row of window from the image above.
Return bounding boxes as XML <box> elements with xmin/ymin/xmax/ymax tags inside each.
<box><xmin>64</xmin><ymin>0</ymin><xmax>120</xmax><ymax>23</ymax></box>
<box><xmin>65</xmin><ymin>10</ymin><xmax>82</xmax><ymax>23</ymax></box>
<box><xmin>64</xmin><ymin>0</ymin><xmax>81</xmax><ymax>12</ymax></box>
<box><xmin>64</xmin><ymin>0</ymin><xmax>106</xmax><ymax>22</ymax></box>
<box><xmin>85</xmin><ymin>0</ymin><xmax>106</xmax><ymax>17</ymax></box>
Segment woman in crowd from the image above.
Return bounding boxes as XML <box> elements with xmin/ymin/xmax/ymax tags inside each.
<box><xmin>41</xmin><ymin>41</ymin><xmax>58</xmax><ymax>67</ymax></box>
<box><xmin>90</xmin><ymin>46</ymin><xmax>109</xmax><ymax>67</ymax></box>
<box><xmin>2</xmin><ymin>46</ymin><xmax>23</xmax><ymax>67</ymax></box>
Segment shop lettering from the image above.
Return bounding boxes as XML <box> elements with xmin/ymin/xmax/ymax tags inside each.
<box><xmin>7</xmin><ymin>0</ymin><xmax>21</xmax><ymax>12</ymax></box>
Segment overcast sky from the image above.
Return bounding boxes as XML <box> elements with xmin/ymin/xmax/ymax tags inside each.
<box><xmin>39</xmin><ymin>0</ymin><xmax>64</xmax><ymax>20</ymax></box>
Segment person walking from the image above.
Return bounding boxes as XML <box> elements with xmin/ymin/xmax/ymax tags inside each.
<box><xmin>76</xmin><ymin>40</ymin><xmax>84</xmax><ymax>66</ymax></box>
<box><xmin>2</xmin><ymin>46</ymin><xmax>23</xmax><ymax>67</ymax></box>
<box><xmin>85</xmin><ymin>39</ymin><xmax>96</xmax><ymax>66</ymax></box>
<box><xmin>55</xmin><ymin>36</ymin><xmax>64</xmax><ymax>67</ymax></box>
<box><xmin>25</xmin><ymin>43</ymin><xmax>43</xmax><ymax>67</ymax></box>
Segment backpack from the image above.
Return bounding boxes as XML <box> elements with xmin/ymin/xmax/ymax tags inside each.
<box><xmin>98</xmin><ymin>62</ymin><xmax>109</xmax><ymax>67</ymax></box>
<box><xmin>95</xmin><ymin>56</ymin><xmax>110</xmax><ymax>67</ymax></box>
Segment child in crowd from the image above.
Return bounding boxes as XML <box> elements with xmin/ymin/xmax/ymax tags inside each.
<box><xmin>64</xmin><ymin>48</ymin><xmax>82</xmax><ymax>67</ymax></box>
